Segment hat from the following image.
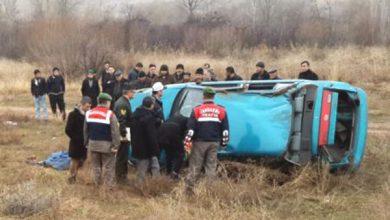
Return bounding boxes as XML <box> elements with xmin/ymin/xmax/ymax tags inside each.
<box><xmin>98</xmin><ymin>93</ymin><xmax>112</xmax><ymax>102</ymax></box>
<box><xmin>138</xmin><ymin>71</ymin><xmax>146</xmax><ymax>78</ymax></box>
<box><xmin>160</xmin><ymin>64</ymin><xmax>169</xmax><ymax>72</ymax></box>
<box><xmin>152</xmin><ymin>82</ymin><xmax>164</xmax><ymax>92</ymax></box>
<box><xmin>176</xmin><ymin>64</ymin><xmax>184</xmax><ymax>70</ymax></box>
<box><xmin>256</xmin><ymin>62</ymin><xmax>265</xmax><ymax>68</ymax></box>
<box><xmin>268</xmin><ymin>68</ymin><xmax>277</xmax><ymax>74</ymax></box>
<box><xmin>88</xmin><ymin>68</ymin><xmax>97</xmax><ymax>74</ymax></box>
<box><xmin>203</xmin><ymin>87</ymin><xmax>216</xmax><ymax>96</ymax></box>
<box><xmin>226</xmin><ymin>66</ymin><xmax>235</xmax><ymax>74</ymax></box>
<box><xmin>114</xmin><ymin>70</ymin><xmax>123</xmax><ymax>77</ymax></box>
<box><xmin>142</xmin><ymin>96</ymin><xmax>155</xmax><ymax>108</ymax></box>
<box><xmin>81</xmin><ymin>96</ymin><xmax>92</xmax><ymax>104</ymax></box>
<box><xmin>195</xmin><ymin>67</ymin><xmax>204</xmax><ymax>75</ymax></box>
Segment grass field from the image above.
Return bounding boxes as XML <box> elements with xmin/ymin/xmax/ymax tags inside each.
<box><xmin>0</xmin><ymin>47</ymin><xmax>389</xmax><ymax>219</ymax></box>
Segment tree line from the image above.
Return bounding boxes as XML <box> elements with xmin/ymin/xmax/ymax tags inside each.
<box><xmin>0</xmin><ymin>0</ymin><xmax>389</xmax><ymax>76</ymax></box>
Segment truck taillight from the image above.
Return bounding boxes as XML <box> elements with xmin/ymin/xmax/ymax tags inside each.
<box><xmin>319</xmin><ymin>90</ymin><xmax>332</xmax><ymax>146</ymax></box>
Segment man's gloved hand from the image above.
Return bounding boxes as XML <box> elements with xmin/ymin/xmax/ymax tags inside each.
<box><xmin>184</xmin><ymin>130</ymin><xmax>194</xmax><ymax>154</ymax></box>
<box><xmin>221</xmin><ymin>130</ymin><xmax>229</xmax><ymax>148</ymax></box>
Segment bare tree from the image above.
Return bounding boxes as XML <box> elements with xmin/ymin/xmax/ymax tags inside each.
<box><xmin>180</xmin><ymin>0</ymin><xmax>206</xmax><ymax>19</ymax></box>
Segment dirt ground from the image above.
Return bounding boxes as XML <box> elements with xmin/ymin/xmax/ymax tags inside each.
<box><xmin>0</xmin><ymin>51</ymin><xmax>389</xmax><ymax>219</ymax></box>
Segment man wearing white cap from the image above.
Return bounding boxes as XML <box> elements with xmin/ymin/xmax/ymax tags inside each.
<box><xmin>152</xmin><ymin>82</ymin><xmax>165</xmax><ymax>127</ymax></box>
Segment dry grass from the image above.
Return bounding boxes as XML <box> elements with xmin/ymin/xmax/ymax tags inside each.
<box><xmin>0</xmin><ymin>46</ymin><xmax>389</xmax><ymax>219</ymax></box>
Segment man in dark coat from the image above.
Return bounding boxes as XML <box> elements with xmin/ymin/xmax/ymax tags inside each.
<box><xmin>47</xmin><ymin>67</ymin><xmax>66</xmax><ymax>120</ymax></box>
<box><xmin>81</xmin><ymin>69</ymin><xmax>100</xmax><ymax>108</ymax></box>
<box><xmin>147</xmin><ymin>64</ymin><xmax>158</xmax><ymax>81</ymax></box>
<box><xmin>129</xmin><ymin>71</ymin><xmax>152</xmax><ymax>90</ymax></box>
<box><xmin>113</xmin><ymin>85</ymin><xmax>135</xmax><ymax>184</ymax></box>
<box><xmin>128</xmin><ymin>62</ymin><xmax>144</xmax><ymax>82</ymax></box>
<box><xmin>173</xmin><ymin>64</ymin><xmax>185</xmax><ymax>82</ymax></box>
<box><xmin>65</xmin><ymin>97</ymin><xmax>92</xmax><ymax>184</ymax></box>
<box><xmin>99</xmin><ymin>61</ymin><xmax>110</xmax><ymax>81</ymax></box>
<box><xmin>112</xmin><ymin>70</ymin><xmax>128</xmax><ymax>106</ymax></box>
<box><xmin>31</xmin><ymin>69</ymin><xmax>48</xmax><ymax>120</ymax></box>
<box><xmin>154</xmin><ymin>64</ymin><xmax>176</xmax><ymax>85</ymax></box>
<box><xmin>225</xmin><ymin>66</ymin><xmax>243</xmax><ymax>81</ymax></box>
<box><xmin>298</xmin><ymin>60</ymin><xmax>319</xmax><ymax>80</ymax></box>
<box><xmin>102</xmin><ymin>66</ymin><xmax>116</xmax><ymax>97</ymax></box>
<box><xmin>251</xmin><ymin>61</ymin><xmax>270</xmax><ymax>80</ymax></box>
<box><xmin>158</xmin><ymin>115</ymin><xmax>188</xmax><ymax>179</ymax></box>
<box><xmin>131</xmin><ymin>96</ymin><xmax>160</xmax><ymax>182</ymax></box>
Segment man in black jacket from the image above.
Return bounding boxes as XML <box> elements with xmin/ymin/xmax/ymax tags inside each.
<box><xmin>81</xmin><ymin>69</ymin><xmax>100</xmax><ymax>108</ymax></box>
<box><xmin>184</xmin><ymin>87</ymin><xmax>230</xmax><ymax>193</ymax></box>
<box><xmin>251</xmin><ymin>61</ymin><xmax>269</xmax><ymax>80</ymax></box>
<box><xmin>112</xmin><ymin>70</ymin><xmax>128</xmax><ymax>106</ymax></box>
<box><xmin>65</xmin><ymin>97</ymin><xmax>92</xmax><ymax>184</ymax></box>
<box><xmin>298</xmin><ymin>60</ymin><xmax>319</xmax><ymax>80</ymax></box>
<box><xmin>31</xmin><ymin>69</ymin><xmax>48</xmax><ymax>120</ymax></box>
<box><xmin>128</xmin><ymin>62</ymin><xmax>144</xmax><ymax>82</ymax></box>
<box><xmin>113</xmin><ymin>85</ymin><xmax>135</xmax><ymax>184</ymax></box>
<box><xmin>158</xmin><ymin>115</ymin><xmax>188</xmax><ymax>179</ymax></box>
<box><xmin>225</xmin><ymin>66</ymin><xmax>243</xmax><ymax>81</ymax></box>
<box><xmin>47</xmin><ymin>67</ymin><xmax>66</xmax><ymax>120</ymax></box>
<box><xmin>102</xmin><ymin>65</ymin><xmax>116</xmax><ymax>97</ymax></box>
<box><xmin>129</xmin><ymin>71</ymin><xmax>152</xmax><ymax>90</ymax></box>
<box><xmin>173</xmin><ymin>64</ymin><xmax>185</xmax><ymax>82</ymax></box>
<box><xmin>131</xmin><ymin>97</ymin><xmax>160</xmax><ymax>182</ymax></box>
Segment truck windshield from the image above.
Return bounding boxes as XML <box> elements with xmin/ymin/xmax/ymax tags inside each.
<box><xmin>170</xmin><ymin>88</ymin><xmax>203</xmax><ymax>118</ymax></box>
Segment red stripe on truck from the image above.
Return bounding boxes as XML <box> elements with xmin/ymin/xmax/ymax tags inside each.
<box><xmin>319</xmin><ymin>90</ymin><xmax>332</xmax><ymax>146</ymax></box>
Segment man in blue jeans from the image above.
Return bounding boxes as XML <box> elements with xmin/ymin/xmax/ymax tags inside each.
<box><xmin>30</xmin><ymin>69</ymin><xmax>48</xmax><ymax>120</ymax></box>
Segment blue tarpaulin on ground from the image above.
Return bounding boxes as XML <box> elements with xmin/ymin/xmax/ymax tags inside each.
<box><xmin>43</xmin><ymin>151</ymin><xmax>70</xmax><ymax>170</ymax></box>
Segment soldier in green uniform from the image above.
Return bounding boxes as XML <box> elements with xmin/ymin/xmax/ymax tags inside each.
<box><xmin>113</xmin><ymin>84</ymin><xmax>135</xmax><ymax>184</ymax></box>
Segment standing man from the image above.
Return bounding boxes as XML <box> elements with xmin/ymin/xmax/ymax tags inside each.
<box><xmin>268</xmin><ymin>68</ymin><xmax>282</xmax><ymax>80</ymax></box>
<box><xmin>128</xmin><ymin>62</ymin><xmax>144</xmax><ymax>82</ymax></box>
<box><xmin>84</xmin><ymin>93</ymin><xmax>120</xmax><ymax>189</ymax></box>
<box><xmin>113</xmin><ymin>85</ymin><xmax>135</xmax><ymax>184</ymax></box>
<box><xmin>184</xmin><ymin>87</ymin><xmax>229</xmax><ymax>194</ymax></box>
<box><xmin>102</xmin><ymin>65</ymin><xmax>116</xmax><ymax>97</ymax></box>
<box><xmin>129</xmin><ymin>71</ymin><xmax>152</xmax><ymax>90</ymax></box>
<box><xmin>250</xmin><ymin>61</ymin><xmax>269</xmax><ymax>80</ymax></box>
<box><xmin>99</xmin><ymin>61</ymin><xmax>111</xmax><ymax>80</ymax></box>
<box><xmin>151</xmin><ymin>82</ymin><xmax>165</xmax><ymax>127</ymax></box>
<box><xmin>178</xmin><ymin>72</ymin><xmax>191</xmax><ymax>83</ymax></box>
<box><xmin>81</xmin><ymin>69</ymin><xmax>100</xmax><ymax>108</ymax></box>
<box><xmin>298</xmin><ymin>61</ymin><xmax>319</xmax><ymax>80</ymax></box>
<box><xmin>147</xmin><ymin>64</ymin><xmax>158</xmax><ymax>81</ymax></box>
<box><xmin>225</xmin><ymin>66</ymin><xmax>243</xmax><ymax>81</ymax></box>
<box><xmin>193</xmin><ymin>67</ymin><xmax>205</xmax><ymax>84</ymax></box>
<box><xmin>173</xmin><ymin>64</ymin><xmax>185</xmax><ymax>82</ymax></box>
<box><xmin>154</xmin><ymin>64</ymin><xmax>176</xmax><ymax>85</ymax></box>
<box><xmin>203</xmin><ymin>63</ymin><xmax>218</xmax><ymax>81</ymax></box>
<box><xmin>47</xmin><ymin>67</ymin><xmax>66</xmax><ymax>120</ymax></box>
<box><xmin>131</xmin><ymin>96</ymin><xmax>160</xmax><ymax>182</ymax></box>
<box><xmin>112</xmin><ymin>70</ymin><xmax>127</xmax><ymax>104</ymax></box>
<box><xmin>65</xmin><ymin>97</ymin><xmax>92</xmax><ymax>184</ymax></box>
<box><xmin>31</xmin><ymin>69</ymin><xmax>48</xmax><ymax>121</ymax></box>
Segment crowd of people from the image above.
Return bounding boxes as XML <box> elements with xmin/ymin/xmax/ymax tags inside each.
<box><xmin>30</xmin><ymin>60</ymin><xmax>319</xmax><ymax>193</ymax></box>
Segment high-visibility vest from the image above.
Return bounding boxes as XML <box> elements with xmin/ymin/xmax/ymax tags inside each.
<box><xmin>86</xmin><ymin>106</ymin><xmax>113</xmax><ymax>141</ymax></box>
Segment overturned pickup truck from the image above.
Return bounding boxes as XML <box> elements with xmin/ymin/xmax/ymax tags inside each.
<box><xmin>130</xmin><ymin>80</ymin><xmax>368</xmax><ymax>171</ymax></box>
